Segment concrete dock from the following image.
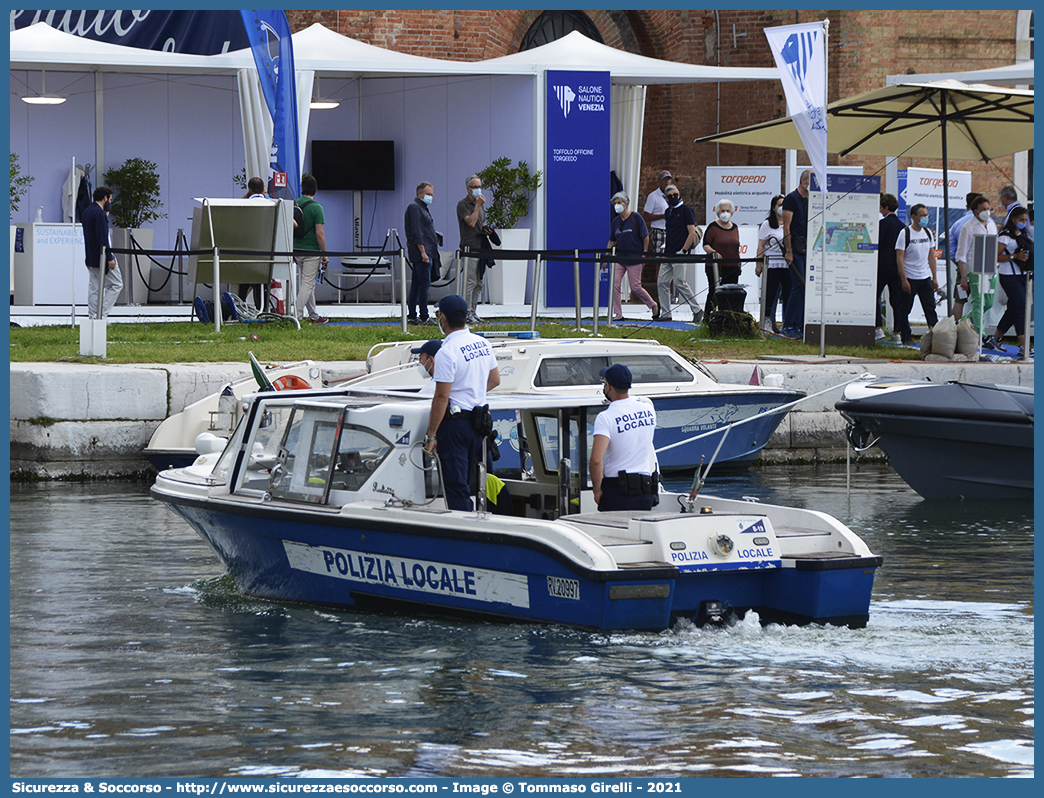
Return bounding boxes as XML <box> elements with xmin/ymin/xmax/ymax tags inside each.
<box><xmin>9</xmin><ymin>356</ymin><xmax>1032</xmax><ymax>479</ymax></box>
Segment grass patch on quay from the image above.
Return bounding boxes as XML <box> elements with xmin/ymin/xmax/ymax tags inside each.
<box><xmin>8</xmin><ymin>318</ymin><xmax>919</xmax><ymax>365</ymax></box>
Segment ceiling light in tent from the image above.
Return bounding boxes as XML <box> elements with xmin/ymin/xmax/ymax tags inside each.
<box><xmin>310</xmin><ymin>77</ymin><xmax>340</xmax><ymax>110</ymax></box>
<box><xmin>22</xmin><ymin>70</ymin><xmax>67</xmax><ymax>105</ymax></box>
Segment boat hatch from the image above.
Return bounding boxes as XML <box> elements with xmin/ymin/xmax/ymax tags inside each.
<box><xmin>534</xmin><ymin>354</ymin><xmax>697</xmax><ymax>388</ymax></box>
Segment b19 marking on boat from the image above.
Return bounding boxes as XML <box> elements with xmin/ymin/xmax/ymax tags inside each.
<box><xmin>283</xmin><ymin>541</ymin><xmax>530</xmax><ymax>608</ymax></box>
<box><xmin>738</xmin><ymin>518</ymin><xmax>768</xmax><ymax>536</ymax></box>
<box><xmin>547</xmin><ymin>575</ymin><xmax>580</xmax><ymax>600</ymax></box>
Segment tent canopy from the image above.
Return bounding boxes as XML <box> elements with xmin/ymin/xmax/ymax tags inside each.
<box><xmin>9</xmin><ymin>20</ymin><xmax>250</xmax><ymax>74</ymax></box>
<box><xmin>887</xmin><ymin>61</ymin><xmax>1034</xmax><ymax>88</ymax></box>
<box><xmin>695</xmin><ymin>79</ymin><xmax>1034</xmax><ymax>162</ymax></box>
<box><xmin>11</xmin><ymin>22</ymin><xmax>780</xmax><ymax>85</ymax></box>
<box><xmin>478</xmin><ymin>30</ymin><xmax>778</xmax><ymax>84</ymax></box>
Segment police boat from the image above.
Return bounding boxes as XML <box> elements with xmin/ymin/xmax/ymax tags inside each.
<box><xmin>152</xmin><ymin>387</ymin><xmax>881</xmax><ymax>632</ymax></box>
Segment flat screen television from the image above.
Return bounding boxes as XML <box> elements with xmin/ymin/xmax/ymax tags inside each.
<box><xmin>310</xmin><ymin>140</ymin><xmax>395</xmax><ymax>191</ymax></box>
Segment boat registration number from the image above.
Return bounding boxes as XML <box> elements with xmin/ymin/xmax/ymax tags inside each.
<box><xmin>283</xmin><ymin>541</ymin><xmax>531</xmax><ymax>608</ymax></box>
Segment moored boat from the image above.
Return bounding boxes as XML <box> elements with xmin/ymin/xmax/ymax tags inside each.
<box><xmin>147</xmin><ymin>337</ymin><xmax>802</xmax><ymax>474</ymax></box>
<box><xmin>836</xmin><ymin>379</ymin><xmax>1033</xmax><ymax>500</ymax></box>
<box><xmin>153</xmin><ymin>387</ymin><xmax>881</xmax><ymax>631</ymax></box>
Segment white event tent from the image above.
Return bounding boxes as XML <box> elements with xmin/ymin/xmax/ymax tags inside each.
<box><xmin>11</xmin><ymin>21</ymin><xmax>779</xmax><ymax>308</ymax></box>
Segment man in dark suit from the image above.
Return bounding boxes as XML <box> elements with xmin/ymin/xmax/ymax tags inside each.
<box><xmin>876</xmin><ymin>193</ymin><xmax>907</xmax><ymax>342</ymax></box>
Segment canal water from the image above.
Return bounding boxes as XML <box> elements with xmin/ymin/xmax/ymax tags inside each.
<box><xmin>9</xmin><ymin>464</ymin><xmax>1033</xmax><ymax>779</ymax></box>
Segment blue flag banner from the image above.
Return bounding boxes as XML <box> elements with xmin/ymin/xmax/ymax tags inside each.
<box><xmin>545</xmin><ymin>70</ymin><xmax>611</xmax><ymax>307</ymax></box>
<box><xmin>240</xmin><ymin>10</ymin><xmax>300</xmax><ymax>199</ymax></box>
<box><xmin>11</xmin><ymin>10</ymin><xmax>250</xmax><ymax>54</ymax></box>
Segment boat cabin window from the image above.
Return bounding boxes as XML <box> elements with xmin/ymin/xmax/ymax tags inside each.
<box><xmin>254</xmin><ymin>403</ymin><xmax>395</xmax><ymax>503</ymax></box>
<box><xmin>329</xmin><ymin>425</ymin><xmax>394</xmax><ymax>493</ymax></box>
<box><xmin>531</xmin><ymin>412</ymin><xmax>588</xmax><ymax>483</ymax></box>
<box><xmin>268</xmin><ymin>407</ymin><xmax>342</xmax><ymax>504</ymax></box>
<box><xmin>533</xmin><ymin>354</ymin><xmax>693</xmax><ymax>387</ymax></box>
<box><xmin>236</xmin><ymin>402</ymin><xmax>299</xmax><ymax>493</ymax></box>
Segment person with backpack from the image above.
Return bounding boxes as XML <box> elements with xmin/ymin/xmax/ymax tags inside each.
<box><xmin>607</xmin><ymin>191</ymin><xmax>657</xmax><ymax>321</ymax></box>
<box><xmin>984</xmin><ymin>206</ymin><xmax>1033</xmax><ymax>358</ymax></box>
<box><xmin>292</xmin><ymin>175</ymin><xmax>329</xmax><ymax>324</ymax></box>
<box><xmin>894</xmin><ymin>203</ymin><xmax>939</xmax><ymax>344</ymax></box>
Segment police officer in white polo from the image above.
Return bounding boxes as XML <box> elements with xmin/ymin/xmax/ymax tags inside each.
<box><xmin>590</xmin><ymin>363</ymin><xmax>659</xmax><ymax>512</ymax></box>
<box><xmin>423</xmin><ymin>294</ymin><xmax>500</xmax><ymax>511</ymax></box>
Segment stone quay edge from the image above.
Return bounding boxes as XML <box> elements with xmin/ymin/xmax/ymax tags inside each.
<box><xmin>9</xmin><ymin>358</ymin><xmax>1033</xmax><ymax>479</ymax></box>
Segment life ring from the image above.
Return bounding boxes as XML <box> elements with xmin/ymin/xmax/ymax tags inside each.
<box><xmin>273</xmin><ymin>375</ymin><xmax>311</xmax><ymax>391</ymax></box>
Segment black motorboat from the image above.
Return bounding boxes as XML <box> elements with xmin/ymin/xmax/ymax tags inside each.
<box><xmin>836</xmin><ymin>379</ymin><xmax>1033</xmax><ymax>500</ymax></box>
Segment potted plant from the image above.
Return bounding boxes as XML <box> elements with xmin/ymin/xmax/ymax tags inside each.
<box><xmin>103</xmin><ymin>157</ymin><xmax>166</xmax><ymax>305</ymax></box>
<box><xmin>10</xmin><ymin>152</ymin><xmax>34</xmax><ymax>219</ymax></box>
<box><xmin>475</xmin><ymin>157</ymin><xmax>542</xmax><ymax>304</ymax></box>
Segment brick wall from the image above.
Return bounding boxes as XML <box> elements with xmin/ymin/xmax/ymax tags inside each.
<box><xmin>286</xmin><ymin>9</ymin><xmax>1023</xmax><ymax>208</ymax></box>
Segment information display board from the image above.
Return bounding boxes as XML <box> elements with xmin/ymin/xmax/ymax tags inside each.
<box><xmin>805</xmin><ymin>173</ymin><xmax>881</xmax><ymax>345</ymax></box>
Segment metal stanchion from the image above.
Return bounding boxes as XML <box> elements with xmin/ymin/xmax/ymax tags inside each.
<box><xmin>711</xmin><ymin>252</ymin><xmax>720</xmax><ymax>313</ymax></box>
<box><xmin>212</xmin><ymin>247</ymin><xmax>221</xmax><ymax>333</ymax></box>
<box><xmin>607</xmin><ymin>247</ymin><xmax>617</xmax><ymax>328</ymax></box>
<box><xmin>400</xmin><ymin>245</ymin><xmax>409</xmax><ymax>332</ymax></box>
<box><xmin>1024</xmin><ymin>271</ymin><xmax>1033</xmax><ymax>361</ymax></box>
<box><xmin>759</xmin><ymin>254</ymin><xmax>769</xmax><ymax>331</ymax></box>
<box><xmin>530</xmin><ymin>253</ymin><xmax>542</xmax><ymax>333</ymax></box>
<box><xmin>573</xmin><ymin>249</ymin><xmax>582</xmax><ymax>331</ymax></box>
<box><xmin>592</xmin><ymin>252</ymin><xmax>601</xmax><ymax>337</ymax></box>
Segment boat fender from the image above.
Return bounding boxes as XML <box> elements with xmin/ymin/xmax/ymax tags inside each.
<box><xmin>273</xmin><ymin>375</ymin><xmax>312</xmax><ymax>391</ymax></box>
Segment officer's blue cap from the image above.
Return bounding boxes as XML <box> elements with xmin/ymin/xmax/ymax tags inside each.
<box><xmin>599</xmin><ymin>363</ymin><xmax>632</xmax><ymax>390</ymax></box>
<box><xmin>437</xmin><ymin>293</ymin><xmax>468</xmax><ymax>321</ymax></box>
<box><xmin>412</xmin><ymin>339</ymin><xmax>442</xmax><ymax>357</ymax></box>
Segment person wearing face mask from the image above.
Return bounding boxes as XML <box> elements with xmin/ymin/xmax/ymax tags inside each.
<box><xmin>423</xmin><ymin>294</ymin><xmax>501</xmax><ymax>512</ymax></box>
<box><xmin>457</xmin><ymin>175</ymin><xmax>488</xmax><ymax>324</ymax></box>
<box><xmin>412</xmin><ymin>338</ymin><xmax>443</xmax><ymax>396</ymax></box>
<box><xmin>590</xmin><ymin>363</ymin><xmax>659</xmax><ymax>512</ymax></box>
<box><xmin>82</xmin><ymin>186</ymin><xmax>124</xmax><ymax>319</ymax></box>
<box><xmin>642</xmin><ymin>169</ymin><xmax>674</xmax><ymax>257</ymax></box>
<box><xmin>405</xmin><ymin>181</ymin><xmax>439</xmax><ymax>325</ymax></box>
<box><xmin>894</xmin><ymin>204</ymin><xmax>939</xmax><ymax>344</ymax></box>
<box><xmin>984</xmin><ymin>208</ymin><xmax>1033</xmax><ymax>358</ymax></box>
<box><xmin>607</xmin><ymin>191</ymin><xmax>658</xmax><ymax>321</ymax></box>
<box><xmin>655</xmin><ymin>184</ymin><xmax>702</xmax><ymax>322</ymax></box>
<box><xmin>954</xmin><ymin>194</ymin><xmax>998</xmax><ymax>330</ymax></box>
<box><xmin>998</xmin><ymin>185</ymin><xmax>1032</xmax><ymax>241</ymax></box>
<box><xmin>756</xmin><ymin>195</ymin><xmax>789</xmax><ymax>334</ymax></box>
<box><xmin>875</xmin><ymin>193</ymin><xmax>907</xmax><ymax>342</ymax></box>
<box><xmin>701</xmin><ymin>198</ymin><xmax>742</xmax><ymax>320</ymax></box>
<box><xmin>781</xmin><ymin>170</ymin><xmax>811</xmax><ymax>339</ymax></box>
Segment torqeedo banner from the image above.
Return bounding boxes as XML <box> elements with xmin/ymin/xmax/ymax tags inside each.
<box><xmin>544</xmin><ymin>70</ymin><xmax>610</xmax><ymax>308</ymax></box>
<box><xmin>705</xmin><ymin>166</ymin><xmax>782</xmax><ymax>228</ymax></box>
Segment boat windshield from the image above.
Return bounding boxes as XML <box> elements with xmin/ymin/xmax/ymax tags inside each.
<box><xmin>263</xmin><ymin>403</ymin><xmax>395</xmax><ymax>504</ymax></box>
<box><xmin>533</xmin><ymin>354</ymin><xmax>694</xmax><ymax>387</ymax></box>
<box><xmin>236</xmin><ymin>402</ymin><xmax>299</xmax><ymax>494</ymax></box>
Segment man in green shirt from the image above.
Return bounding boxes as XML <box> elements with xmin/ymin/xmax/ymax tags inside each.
<box><xmin>293</xmin><ymin>175</ymin><xmax>329</xmax><ymax>324</ymax></box>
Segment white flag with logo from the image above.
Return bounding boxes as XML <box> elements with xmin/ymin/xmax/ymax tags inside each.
<box><xmin>765</xmin><ymin>21</ymin><xmax>827</xmax><ymax>192</ymax></box>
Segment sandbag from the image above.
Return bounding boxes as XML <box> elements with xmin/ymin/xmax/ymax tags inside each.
<box><xmin>930</xmin><ymin>315</ymin><xmax>957</xmax><ymax>359</ymax></box>
<box><xmin>955</xmin><ymin>317</ymin><xmax>979</xmax><ymax>358</ymax></box>
<box><xmin>919</xmin><ymin>327</ymin><xmax>934</xmax><ymax>360</ymax></box>
<box><xmin>924</xmin><ymin>353</ymin><xmax>953</xmax><ymax>362</ymax></box>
